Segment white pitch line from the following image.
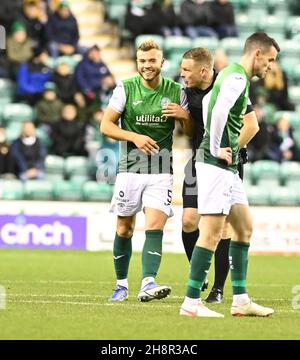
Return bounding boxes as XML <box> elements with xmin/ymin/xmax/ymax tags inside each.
<box><xmin>6</xmin><ymin>299</ymin><xmax>297</xmax><ymax>313</ymax></box>
<box><xmin>6</xmin><ymin>294</ymin><xmax>290</xmax><ymax>302</ymax></box>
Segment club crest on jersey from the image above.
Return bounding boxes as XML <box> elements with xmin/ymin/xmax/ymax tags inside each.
<box><xmin>161</xmin><ymin>97</ymin><xmax>171</xmax><ymax>108</ymax></box>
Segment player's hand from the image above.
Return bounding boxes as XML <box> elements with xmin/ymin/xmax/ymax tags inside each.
<box><xmin>132</xmin><ymin>134</ymin><xmax>160</xmax><ymax>155</ymax></box>
<box><xmin>218</xmin><ymin>147</ymin><xmax>232</xmax><ymax>166</ymax></box>
<box><xmin>162</xmin><ymin>103</ymin><xmax>189</xmax><ymax>120</ymax></box>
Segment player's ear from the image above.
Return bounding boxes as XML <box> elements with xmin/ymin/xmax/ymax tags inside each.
<box><xmin>161</xmin><ymin>57</ymin><xmax>165</xmax><ymax>67</ymax></box>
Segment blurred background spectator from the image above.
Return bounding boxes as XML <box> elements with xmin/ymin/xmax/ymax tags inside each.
<box><xmin>11</xmin><ymin>121</ymin><xmax>46</xmax><ymax>181</ymax></box>
<box><xmin>0</xmin><ymin>127</ymin><xmax>16</xmax><ymax>178</ymax></box>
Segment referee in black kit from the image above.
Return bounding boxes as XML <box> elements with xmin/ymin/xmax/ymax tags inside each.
<box><xmin>175</xmin><ymin>47</ymin><xmax>258</xmax><ymax>303</ymax></box>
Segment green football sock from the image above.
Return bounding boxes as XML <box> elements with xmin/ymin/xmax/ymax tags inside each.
<box><xmin>113</xmin><ymin>233</ymin><xmax>132</xmax><ymax>280</ymax></box>
<box><xmin>186</xmin><ymin>246</ymin><xmax>214</xmax><ymax>299</ymax></box>
<box><xmin>229</xmin><ymin>241</ymin><xmax>250</xmax><ymax>295</ymax></box>
<box><xmin>142</xmin><ymin>230</ymin><xmax>163</xmax><ymax>279</ymax></box>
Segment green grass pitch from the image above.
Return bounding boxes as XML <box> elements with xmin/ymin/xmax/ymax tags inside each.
<box><xmin>0</xmin><ymin>249</ymin><xmax>299</xmax><ymax>340</ymax></box>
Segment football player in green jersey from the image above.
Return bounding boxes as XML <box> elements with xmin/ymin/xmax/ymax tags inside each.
<box><xmin>101</xmin><ymin>40</ymin><xmax>193</xmax><ymax>303</ymax></box>
<box><xmin>180</xmin><ymin>32</ymin><xmax>280</xmax><ymax>317</ymax></box>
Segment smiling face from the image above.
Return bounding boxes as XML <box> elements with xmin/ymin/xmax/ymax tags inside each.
<box><xmin>136</xmin><ymin>48</ymin><xmax>164</xmax><ymax>84</ymax></box>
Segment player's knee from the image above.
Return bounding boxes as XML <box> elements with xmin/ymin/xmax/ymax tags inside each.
<box><xmin>182</xmin><ymin>216</ymin><xmax>198</xmax><ymax>233</ymax></box>
<box><xmin>117</xmin><ymin>224</ymin><xmax>134</xmax><ymax>238</ymax></box>
<box><xmin>236</xmin><ymin>223</ymin><xmax>253</xmax><ymax>241</ymax></box>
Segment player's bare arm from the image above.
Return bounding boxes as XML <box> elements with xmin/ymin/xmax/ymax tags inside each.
<box><xmin>238</xmin><ymin>110</ymin><xmax>259</xmax><ymax>148</ymax></box>
<box><xmin>100</xmin><ymin>106</ymin><xmax>159</xmax><ymax>155</ymax></box>
<box><xmin>162</xmin><ymin>103</ymin><xmax>194</xmax><ymax>136</ymax></box>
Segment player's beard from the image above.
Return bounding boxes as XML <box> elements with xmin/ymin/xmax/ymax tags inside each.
<box><xmin>139</xmin><ymin>68</ymin><xmax>161</xmax><ymax>83</ymax></box>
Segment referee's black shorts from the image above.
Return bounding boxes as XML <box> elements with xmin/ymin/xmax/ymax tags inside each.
<box><xmin>182</xmin><ymin>159</ymin><xmax>244</xmax><ymax>209</ymax></box>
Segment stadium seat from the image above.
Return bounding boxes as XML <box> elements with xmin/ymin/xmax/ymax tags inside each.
<box><xmin>193</xmin><ymin>37</ymin><xmax>219</xmax><ymax>52</ymax></box>
<box><xmin>2</xmin><ymin>103</ymin><xmax>34</xmax><ymax>125</ymax></box>
<box><xmin>135</xmin><ymin>35</ymin><xmax>164</xmax><ymax>49</ymax></box>
<box><xmin>289</xmin><ymin>86</ymin><xmax>300</xmax><ymax>104</ymax></box>
<box><xmin>279</xmin><ymin>161</ymin><xmax>300</xmax><ymax>185</ymax></box>
<box><xmin>44</xmin><ymin>155</ymin><xmax>65</xmax><ymax>181</ymax></box>
<box><xmin>279</xmin><ymin>40</ymin><xmax>300</xmax><ymax>61</ymax></box>
<box><xmin>257</xmin><ymin>15</ymin><xmax>287</xmax><ymax>40</ymax></box>
<box><xmin>24</xmin><ymin>180</ymin><xmax>54</xmax><ymax>200</ymax></box>
<box><xmin>291</xmin><ymin>63</ymin><xmax>300</xmax><ymax>84</ymax></box>
<box><xmin>236</xmin><ymin>14</ymin><xmax>258</xmax><ymax>36</ymax></box>
<box><xmin>164</xmin><ymin>36</ymin><xmax>193</xmax><ymax>57</ymax></box>
<box><xmin>251</xmin><ymin>160</ymin><xmax>280</xmax><ymax>185</ymax></box>
<box><xmin>270</xmin><ymin>187</ymin><xmax>300</xmax><ymax>206</ymax></box>
<box><xmin>5</xmin><ymin>122</ymin><xmax>23</xmax><ymax>144</ymax></box>
<box><xmin>36</xmin><ymin>127</ymin><xmax>52</xmax><ymax>150</ymax></box>
<box><xmin>64</xmin><ymin>156</ymin><xmax>91</xmax><ymax>179</ymax></box>
<box><xmin>286</xmin><ymin>16</ymin><xmax>300</xmax><ymax>38</ymax></box>
<box><xmin>0</xmin><ymin>78</ymin><xmax>15</xmax><ymax>98</ymax></box>
<box><xmin>53</xmin><ymin>181</ymin><xmax>83</xmax><ymax>201</ymax></box>
<box><xmin>0</xmin><ymin>179</ymin><xmax>24</xmax><ymax>200</ymax></box>
<box><xmin>82</xmin><ymin>181</ymin><xmax>113</xmax><ymax>201</ymax></box>
<box><xmin>162</xmin><ymin>59</ymin><xmax>180</xmax><ymax>79</ymax></box>
<box><xmin>219</xmin><ymin>37</ymin><xmax>244</xmax><ymax>58</ymax></box>
<box><xmin>247</xmin><ymin>185</ymin><xmax>271</xmax><ymax>205</ymax></box>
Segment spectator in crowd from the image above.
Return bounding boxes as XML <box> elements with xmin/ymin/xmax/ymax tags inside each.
<box><xmin>45</xmin><ymin>0</ymin><xmax>80</xmax><ymax>58</ymax></box>
<box><xmin>19</xmin><ymin>0</ymin><xmax>47</xmax><ymax>51</ymax></box>
<box><xmin>35</xmin><ymin>81</ymin><xmax>63</xmax><ymax>131</ymax></box>
<box><xmin>75</xmin><ymin>45</ymin><xmax>115</xmax><ymax>104</ymax></box>
<box><xmin>247</xmin><ymin>105</ymin><xmax>273</xmax><ymax>162</ymax></box>
<box><xmin>124</xmin><ymin>0</ymin><xmax>155</xmax><ymax>39</ymax></box>
<box><xmin>149</xmin><ymin>0</ymin><xmax>183</xmax><ymax>37</ymax></box>
<box><xmin>268</xmin><ymin>114</ymin><xmax>300</xmax><ymax>162</ymax></box>
<box><xmin>85</xmin><ymin>108</ymin><xmax>104</xmax><ymax>159</ymax></box>
<box><xmin>52</xmin><ymin>59</ymin><xmax>77</xmax><ymax>103</ymax></box>
<box><xmin>7</xmin><ymin>21</ymin><xmax>34</xmax><ymax>76</ymax></box>
<box><xmin>16</xmin><ymin>48</ymin><xmax>52</xmax><ymax>105</ymax></box>
<box><xmin>180</xmin><ymin>0</ymin><xmax>217</xmax><ymax>38</ymax></box>
<box><xmin>51</xmin><ymin>103</ymin><xmax>87</xmax><ymax>157</ymax></box>
<box><xmin>0</xmin><ymin>127</ymin><xmax>16</xmax><ymax>178</ymax></box>
<box><xmin>208</xmin><ymin>0</ymin><xmax>238</xmax><ymax>39</ymax></box>
<box><xmin>11</xmin><ymin>121</ymin><xmax>46</xmax><ymax>181</ymax></box>
<box><xmin>251</xmin><ymin>61</ymin><xmax>295</xmax><ymax>111</ymax></box>
<box><xmin>0</xmin><ymin>0</ymin><xmax>23</xmax><ymax>33</ymax></box>
<box><xmin>213</xmin><ymin>48</ymin><xmax>229</xmax><ymax>72</ymax></box>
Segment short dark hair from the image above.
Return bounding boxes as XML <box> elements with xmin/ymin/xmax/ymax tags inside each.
<box><xmin>182</xmin><ymin>47</ymin><xmax>214</xmax><ymax>68</ymax></box>
<box><xmin>244</xmin><ymin>32</ymin><xmax>280</xmax><ymax>54</ymax></box>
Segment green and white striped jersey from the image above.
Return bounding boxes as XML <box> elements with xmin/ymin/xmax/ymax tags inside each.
<box><xmin>109</xmin><ymin>75</ymin><xmax>187</xmax><ymax>174</ymax></box>
<box><xmin>197</xmin><ymin>63</ymin><xmax>250</xmax><ymax>172</ymax></box>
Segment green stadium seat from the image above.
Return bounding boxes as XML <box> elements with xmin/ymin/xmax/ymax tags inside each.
<box><xmin>3</xmin><ymin>103</ymin><xmax>34</xmax><ymax>125</ymax></box>
<box><xmin>0</xmin><ymin>78</ymin><xmax>15</xmax><ymax>98</ymax></box>
<box><xmin>243</xmin><ymin>162</ymin><xmax>253</xmax><ymax>185</ymax></box>
<box><xmin>135</xmin><ymin>35</ymin><xmax>164</xmax><ymax>49</ymax></box>
<box><xmin>0</xmin><ymin>179</ymin><xmax>24</xmax><ymax>200</ymax></box>
<box><xmin>193</xmin><ymin>37</ymin><xmax>219</xmax><ymax>52</ymax></box>
<box><xmin>220</xmin><ymin>37</ymin><xmax>244</xmax><ymax>58</ymax></box>
<box><xmin>261</xmin><ymin>103</ymin><xmax>277</xmax><ymax>124</ymax></box>
<box><xmin>251</xmin><ymin>160</ymin><xmax>280</xmax><ymax>185</ymax></box>
<box><xmin>279</xmin><ymin>161</ymin><xmax>300</xmax><ymax>185</ymax></box>
<box><xmin>236</xmin><ymin>14</ymin><xmax>257</xmax><ymax>35</ymax></box>
<box><xmin>280</xmin><ymin>40</ymin><xmax>300</xmax><ymax>60</ymax></box>
<box><xmin>162</xmin><ymin>59</ymin><xmax>180</xmax><ymax>79</ymax></box>
<box><xmin>270</xmin><ymin>187</ymin><xmax>300</xmax><ymax>206</ymax></box>
<box><xmin>247</xmin><ymin>185</ymin><xmax>271</xmax><ymax>205</ymax></box>
<box><xmin>286</xmin><ymin>16</ymin><xmax>300</xmax><ymax>38</ymax></box>
<box><xmin>291</xmin><ymin>63</ymin><xmax>300</xmax><ymax>84</ymax></box>
<box><xmin>36</xmin><ymin>126</ymin><xmax>52</xmax><ymax>149</ymax></box>
<box><xmin>24</xmin><ymin>180</ymin><xmax>54</xmax><ymax>200</ymax></box>
<box><xmin>44</xmin><ymin>155</ymin><xmax>65</xmax><ymax>181</ymax></box>
<box><xmin>82</xmin><ymin>181</ymin><xmax>113</xmax><ymax>201</ymax></box>
<box><xmin>53</xmin><ymin>181</ymin><xmax>83</xmax><ymax>201</ymax></box>
<box><xmin>64</xmin><ymin>156</ymin><xmax>91</xmax><ymax>178</ymax></box>
<box><xmin>164</xmin><ymin>36</ymin><xmax>193</xmax><ymax>57</ymax></box>
<box><xmin>289</xmin><ymin>86</ymin><xmax>300</xmax><ymax>104</ymax></box>
<box><xmin>5</xmin><ymin>122</ymin><xmax>22</xmax><ymax>144</ymax></box>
